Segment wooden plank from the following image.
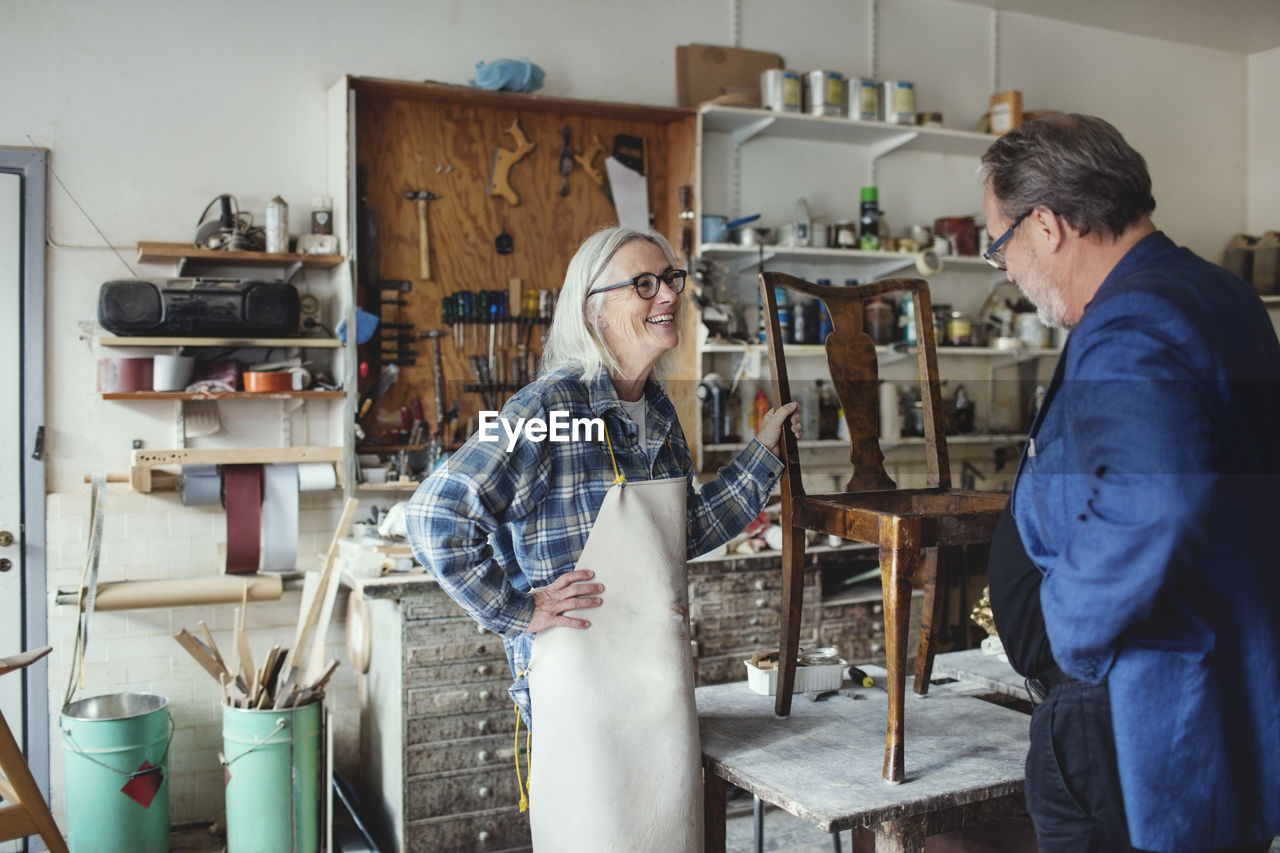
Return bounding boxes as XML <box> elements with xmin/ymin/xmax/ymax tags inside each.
<box><xmin>136</xmin><ymin>241</ymin><xmax>343</xmax><ymax>269</ymax></box>
<box><xmin>128</xmin><ymin>446</ymin><xmax>343</xmax><ymax>493</ymax></box>
<box><xmin>930</xmin><ymin>648</ymin><xmax>1027</xmax><ymax>699</ymax></box>
<box><xmin>102</xmin><ymin>390</ymin><xmax>344</xmax><ymax>401</ymax></box>
<box><xmin>100</xmin><ymin>336</ymin><xmax>341</xmax><ymax>348</ymax></box>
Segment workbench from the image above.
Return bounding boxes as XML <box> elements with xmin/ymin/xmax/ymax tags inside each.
<box><xmin>697</xmin><ymin>673</ymin><xmax>1031</xmax><ymax>853</ymax></box>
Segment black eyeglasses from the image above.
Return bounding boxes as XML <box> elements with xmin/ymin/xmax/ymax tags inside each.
<box><xmin>590</xmin><ymin>268</ymin><xmax>687</xmax><ymax>300</ymax></box>
<box><xmin>983</xmin><ymin>210</ymin><xmax>1032</xmax><ymax>271</ymax></box>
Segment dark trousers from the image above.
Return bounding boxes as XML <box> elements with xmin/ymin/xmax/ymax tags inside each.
<box><xmin>1026</xmin><ymin>678</ymin><xmax>1275</xmax><ymax>853</ymax></box>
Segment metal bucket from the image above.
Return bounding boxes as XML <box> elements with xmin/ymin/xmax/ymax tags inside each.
<box><xmin>221</xmin><ymin>701</ymin><xmax>321</xmax><ymax>853</ymax></box>
<box><xmin>61</xmin><ymin>693</ymin><xmax>172</xmax><ymax>853</ymax></box>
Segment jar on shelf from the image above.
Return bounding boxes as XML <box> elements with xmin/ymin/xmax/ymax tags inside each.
<box><xmin>946</xmin><ymin>311</ymin><xmax>973</xmax><ymax>346</ymax></box>
<box><xmin>865</xmin><ymin>297</ymin><xmax>894</xmax><ymax>345</ymax></box>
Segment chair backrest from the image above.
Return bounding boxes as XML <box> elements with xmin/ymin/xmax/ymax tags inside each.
<box><xmin>759</xmin><ymin>273</ymin><xmax>951</xmax><ymax>497</ymax></box>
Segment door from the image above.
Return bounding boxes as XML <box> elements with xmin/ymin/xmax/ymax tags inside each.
<box><xmin>0</xmin><ymin>148</ymin><xmax>49</xmax><ymax>853</ymax></box>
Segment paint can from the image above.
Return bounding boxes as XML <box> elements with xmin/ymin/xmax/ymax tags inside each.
<box><xmin>760</xmin><ymin>69</ymin><xmax>802</xmax><ymax>112</ymax></box>
<box><xmin>845</xmin><ymin>77</ymin><xmax>880</xmax><ymax>122</ymax></box>
<box><xmin>804</xmin><ymin>70</ymin><xmax>844</xmax><ymax>117</ymax></box>
<box><xmin>880</xmin><ymin>80</ymin><xmax>916</xmax><ymax>124</ymax></box>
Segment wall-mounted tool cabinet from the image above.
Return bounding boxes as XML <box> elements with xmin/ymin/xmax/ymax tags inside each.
<box><xmin>340</xmin><ymin>77</ymin><xmax>699</xmax><ymax>462</ymax></box>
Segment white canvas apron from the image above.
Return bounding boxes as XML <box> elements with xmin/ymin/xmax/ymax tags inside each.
<box><xmin>527</xmin><ymin>475</ymin><xmax>703</xmax><ymax>852</ymax></box>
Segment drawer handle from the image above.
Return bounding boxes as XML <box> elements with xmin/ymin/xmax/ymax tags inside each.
<box><xmin>748</xmin><ymin>617</ymin><xmax>760</xmax><ymax>627</ymax></box>
<box><xmin>476</xmin><ymin>624</ymin><xmax>488</xmax><ymax>634</ymax></box>
<box><xmin>476</xmin><ymin>664</ymin><xmax>491</xmax><ymax>676</ymax></box>
<box><xmin>476</xmin><ymin>719</ymin><xmax>488</xmax><ymax>732</ymax></box>
<box><xmin>754</xmin><ymin>598</ymin><xmax>767</xmax><ymax>609</ymax></box>
<box><xmin>753</xmin><ymin>578</ymin><xmax>766</xmax><ymax>591</ymax></box>
<box><xmin>478</xmin><ymin>786</ymin><xmax>491</xmax><ymax>798</ymax></box>
<box><xmin>871</xmin><ymin>622</ymin><xmax>883</xmax><ymax>632</ymax></box>
<box><xmin>474</xmin><ymin>644</ymin><xmax>487</xmax><ymax>655</ymax></box>
<box><xmin>478</xmin><ymin>689</ymin><xmax>492</xmax><ymax>701</ymax></box>
<box><xmin>872</xmin><ymin>604</ymin><xmax>883</xmax><ymax>615</ymax></box>
<box><xmin>478</xmin><ymin>830</ymin><xmax>491</xmax><ymax>842</ymax></box>
<box><xmin>477</xmin><ymin>750</ymin><xmax>489</xmax><ymax>762</ymax></box>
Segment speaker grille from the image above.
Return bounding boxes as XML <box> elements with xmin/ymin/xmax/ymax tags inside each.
<box><xmin>98</xmin><ymin>281</ymin><xmax>162</xmax><ymax>332</ymax></box>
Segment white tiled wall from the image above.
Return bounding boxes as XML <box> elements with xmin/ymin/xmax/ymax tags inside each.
<box><xmin>45</xmin><ymin>487</ymin><xmax>360</xmax><ymax>826</ymax></box>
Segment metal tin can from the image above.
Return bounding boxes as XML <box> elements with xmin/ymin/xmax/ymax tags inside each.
<box><xmin>265</xmin><ymin>195</ymin><xmax>289</xmax><ymax>253</ymax></box>
<box><xmin>804</xmin><ymin>70</ymin><xmax>844</xmax><ymax>117</ymax></box>
<box><xmin>881</xmin><ymin>80</ymin><xmax>916</xmax><ymax>124</ymax></box>
<box><xmin>761</xmin><ymin>69</ymin><xmax>802</xmax><ymax>112</ymax></box>
<box><xmin>846</xmin><ymin>77</ymin><xmax>879</xmax><ymax>121</ymax></box>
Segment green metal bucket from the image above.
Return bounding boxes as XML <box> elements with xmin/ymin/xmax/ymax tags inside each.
<box><xmin>60</xmin><ymin>692</ymin><xmax>172</xmax><ymax>853</ymax></box>
<box><xmin>221</xmin><ymin>701</ymin><xmax>321</xmax><ymax>853</ymax></box>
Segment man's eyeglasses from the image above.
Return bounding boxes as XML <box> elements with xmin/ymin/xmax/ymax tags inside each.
<box><xmin>590</xmin><ymin>268</ymin><xmax>687</xmax><ymax>300</ymax></box>
<box><xmin>983</xmin><ymin>210</ymin><xmax>1032</xmax><ymax>271</ymax></box>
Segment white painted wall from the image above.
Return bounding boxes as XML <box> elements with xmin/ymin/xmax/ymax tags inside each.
<box><xmin>2</xmin><ymin>0</ymin><xmax>1275</xmax><ymax>828</ymax></box>
<box><xmin>1248</xmin><ymin>46</ymin><xmax>1280</xmax><ymax>232</ymax></box>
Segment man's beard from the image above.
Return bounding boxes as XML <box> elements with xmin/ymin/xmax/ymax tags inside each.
<box><xmin>1015</xmin><ymin>252</ymin><xmax>1073</xmax><ymax>329</ymax></box>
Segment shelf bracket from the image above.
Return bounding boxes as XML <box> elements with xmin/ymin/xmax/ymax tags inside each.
<box><xmin>730</xmin><ymin>116</ymin><xmax>776</xmax><ymax>149</ymax></box>
<box><xmin>729</xmin><ymin>249</ymin><xmax>776</xmax><ymax>274</ymax></box>
<box><xmin>176</xmin><ymin>256</ymin><xmax>190</xmax><ymax>277</ymax></box>
<box><xmin>864</xmin><ymin>256</ymin><xmax>917</xmax><ymax>279</ymax></box>
<box><xmin>867</xmin><ymin>131</ymin><xmax>919</xmax><ymax>161</ymax></box>
<box><xmin>282</xmin><ymin>261</ymin><xmax>304</xmax><ymax>284</ymax></box>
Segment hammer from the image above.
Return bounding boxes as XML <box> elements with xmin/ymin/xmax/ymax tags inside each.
<box><xmin>405</xmin><ymin>189</ymin><xmax>441</xmax><ymax>279</ymax></box>
<box><xmin>419</xmin><ymin>329</ymin><xmax>447</xmax><ymax>432</ymax></box>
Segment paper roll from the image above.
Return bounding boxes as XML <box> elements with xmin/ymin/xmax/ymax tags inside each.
<box><xmin>181</xmin><ymin>465</ymin><xmax>222</xmax><ymax>507</ymax></box>
<box><xmin>296</xmin><ymin>462</ymin><xmax>337</xmax><ymax>492</ymax></box>
<box><xmin>97</xmin><ymin>357</ymin><xmax>153</xmax><ymax>393</ymax></box>
<box><xmin>914</xmin><ymin>249</ymin><xmax>942</xmax><ymax>276</ymax></box>
<box><xmin>260</xmin><ymin>464</ymin><xmax>300</xmax><ymax>573</ymax></box>
<box><xmin>90</xmin><ymin>575</ymin><xmax>283</xmax><ymax>611</ymax></box>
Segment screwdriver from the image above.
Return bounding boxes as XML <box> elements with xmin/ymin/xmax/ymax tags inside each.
<box><xmin>443</xmin><ymin>293</ymin><xmax>456</xmax><ymax>350</ymax></box>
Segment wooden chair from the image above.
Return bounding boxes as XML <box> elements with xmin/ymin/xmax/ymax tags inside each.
<box><xmin>760</xmin><ymin>273</ymin><xmax>1007</xmax><ymax>784</ymax></box>
<box><xmin>0</xmin><ymin>646</ymin><xmax>69</xmax><ymax>853</ymax></box>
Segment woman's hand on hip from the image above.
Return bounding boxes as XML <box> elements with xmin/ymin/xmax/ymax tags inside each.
<box><xmin>757</xmin><ymin>401</ymin><xmax>802</xmax><ymax>459</ymax></box>
<box><xmin>527</xmin><ymin>570</ymin><xmax>604</xmax><ymax>632</ymax></box>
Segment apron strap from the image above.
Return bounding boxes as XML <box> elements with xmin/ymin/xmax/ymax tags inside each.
<box><xmin>604</xmin><ymin>426</ymin><xmax>626</xmax><ymax>485</ymax></box>
<box><xmin>514</xmin><ymin>704</ymin><xmax>531</xmax><ymax>812</ymax></box>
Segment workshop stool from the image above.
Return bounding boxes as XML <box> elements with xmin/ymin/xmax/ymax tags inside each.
<box><xmin>760</xmin><ymin>273</ymin><xmax>1008</xmax><ymax>783</ymax></box>
<box><xmin>0</xmin><ymin>646</ymin><xmax>69</xmax><ymax>853</ymax></box>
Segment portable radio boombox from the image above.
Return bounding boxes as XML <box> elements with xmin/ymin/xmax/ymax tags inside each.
<box><xmin>97</xmin><ymin>279</ymin><xmax>301</xmax><ymax>337</ymax></box>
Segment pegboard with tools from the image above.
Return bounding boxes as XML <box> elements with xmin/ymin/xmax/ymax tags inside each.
<box><xmin>348</xmin><ymin>78</ymin><xmax>699</xmax><ymax>462</ymax></box>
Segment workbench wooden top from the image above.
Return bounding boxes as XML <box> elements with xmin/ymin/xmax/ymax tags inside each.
<box><xmin>696</xmin><ymin>675</ymin><xmax>1030</xmax><ymax>833</ymax></box>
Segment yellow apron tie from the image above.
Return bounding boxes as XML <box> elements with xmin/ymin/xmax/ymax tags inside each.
<box><xmin>604</xmin><ymin>425</ymin><xmax>627</xmax><ymax>485</ymax></box>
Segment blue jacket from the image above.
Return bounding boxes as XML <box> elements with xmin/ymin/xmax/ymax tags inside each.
<box><xmin>1012</xmin><ymin>232</ymin><xmax>1280</xmax><ymax>851</ymax></box>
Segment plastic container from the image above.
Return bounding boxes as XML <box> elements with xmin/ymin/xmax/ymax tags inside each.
<box><xmin>61</xmin><ymin>692</ymin><xmax>171</xmax><ymax>853</ymax></box>
<box><xmin>222</xmin><ymin>701</ymin><xmax>322</xmax><ymax>853</ymax></box>
<box><xmin>744</xmin><ymin>659</ymin><xmax>848</xmax><ymax>695</ymax></box>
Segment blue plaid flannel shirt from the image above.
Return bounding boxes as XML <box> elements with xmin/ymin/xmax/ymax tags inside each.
<box><xmin>405</xmin><ymin>366</ymin><xmax>784</xmax><ymax>723</ymax></box>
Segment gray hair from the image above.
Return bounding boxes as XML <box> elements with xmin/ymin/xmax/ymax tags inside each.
<box><xmin>539</xmin><ymin>227</ymin><xmax>681</xmax><ymax>380</ymax></box>
<box><xmin>979</xmin><ymin>114</ymin><xmax>1155</xmax><ymax>239</ymax></box>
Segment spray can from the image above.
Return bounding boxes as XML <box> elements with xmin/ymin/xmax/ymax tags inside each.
<box><xmin>265</xmin><ymin>196</ymin><xmax>289</xmax><ymax>253</ymax></box>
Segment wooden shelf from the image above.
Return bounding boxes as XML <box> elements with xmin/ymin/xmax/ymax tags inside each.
<box><xmin>702</xmin><ymin>341</ymin><xmax>1060</xmax><ymax>358</ymax></box>
<box><xmin>102</xmin><ymin>390</ymin><xmax>345</xmax><ymax>401</ymax></box>
<box><xmin>99</xmin><ymin>335</ymin><xmax>341</xmax><ymax>348</ymax></box>
<box><xmin>137</xmin><ymin>241</ymin><xmax>343</xmax><ymax>270</ymax></box>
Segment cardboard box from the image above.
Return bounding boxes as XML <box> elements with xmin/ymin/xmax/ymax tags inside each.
<box><xmin>676</xmin><ymin>44</ymin><xmax>784</xmax><ymax>108</ymax></box>
<box><xmin>989</xmin><ymin>90</ymin><xmax>1024</xmax><ymax>135</ymax></box>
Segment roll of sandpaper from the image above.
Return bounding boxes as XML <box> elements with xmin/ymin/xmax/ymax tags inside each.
<box><xmin>181</xmin><ymin>465</ymin><xmax>222</xmax><ymax>507</ymax></box>
<box><xmin>222</xmin><ymin>464</ymin><xmax>263</xmax><ymax>575</ymax></box>
<box><xmin>90</xmin><ymin>575</ymin><xmax>283</xmax><ymax>611</ymax></box>
<box><xmin>260</xmin><ymin>464</ymin><xmax>300</xmax><ymax>573</ymax></box>
<box><xmin>97</xmin><ymin>357</ymin><xmax>153</xmax><ymax>393</ymax></box>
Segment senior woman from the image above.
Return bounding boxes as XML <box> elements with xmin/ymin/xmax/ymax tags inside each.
<box><xmin>406</xmin><ymin>226</ymin><xmax>799</xmax><ymax>851</ymax></box>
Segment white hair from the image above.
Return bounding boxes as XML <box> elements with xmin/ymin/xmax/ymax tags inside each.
<box><xmin>539</xmin><ymin>227</ymin><xmax>681</xmax><ymax>381</ymax></box>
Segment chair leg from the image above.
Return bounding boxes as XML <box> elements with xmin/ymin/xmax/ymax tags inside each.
<box><xmin>774</xmin><ymin>525</ymin><xmax>807</xmax><ymax>717</ymax></box>
<box><xmin>879</xmin><ymin>517</ymin><xmax>920</xmax><ymax>784</ymax></box>
<box><xmin>0</xmin><ymin>711</ymin><xmax>69</xmax><ymax>853</ymax></box>
<box><xmin>913</xmin><ymin>546</ymin><xmax>944</xmax><ymax>696</ymax></box>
